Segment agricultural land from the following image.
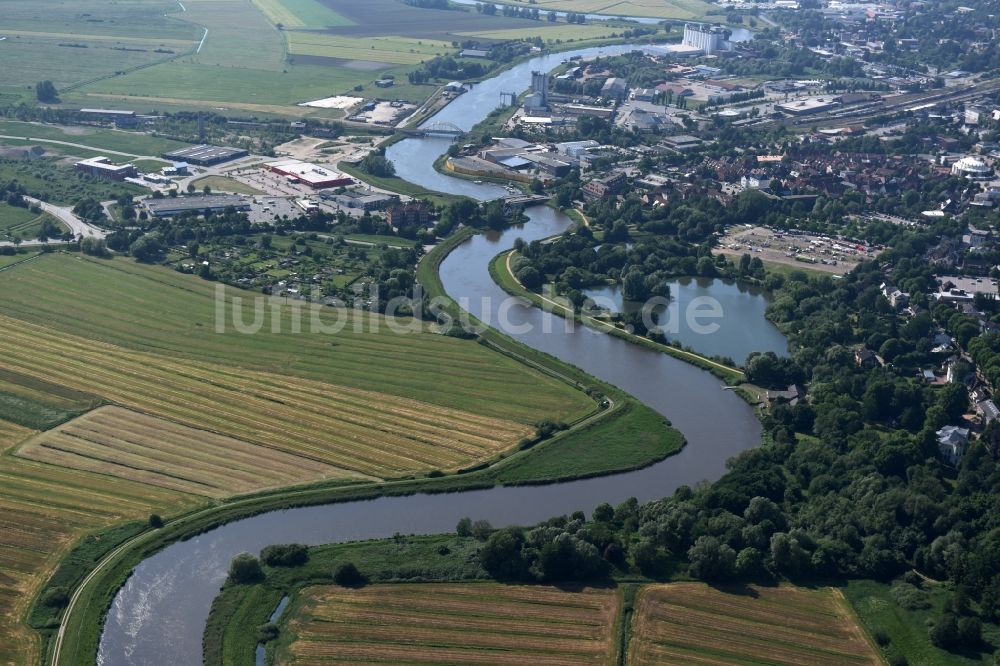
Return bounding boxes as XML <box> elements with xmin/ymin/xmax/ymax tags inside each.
<box><xmin>0</xmin><ymin>0</ymin><xmax>661</xmax><ymax>116</ymax></box>
<box><xmin>280</xmin><ymin>583</ymin><xmax>620</xmax><ymax>664</ymax></box>
<box><xmin>628</xmin><ymin>583</ymin><xmax>880</xmax><ymax>665</ymax></box>
<box><xmin>481</xmin><ymin>0</ymin><xmax>715</xmax><ymax>20</ymax></box>
<box><xmin>0</xmin><ymin>249</ymin><xmax>612</xmax><ymax>662</ymax></box>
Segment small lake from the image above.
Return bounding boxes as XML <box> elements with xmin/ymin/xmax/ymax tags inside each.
<box><xmin>583</xmin><ymin>277</ymin><xmax>788</xmax><ymax>363</ymax></box>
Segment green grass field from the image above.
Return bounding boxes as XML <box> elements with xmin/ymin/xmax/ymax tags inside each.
<box><xmin>487</xmin><ymin>0</ymin><xmax>713</xmax><ymax>19</ymax></box>
<box><xmin>191</xmin><ymin>175</ymin><xmax>263</xmax><ymax>195</ymax></box>
<box><xmin>0</xmin><ymin>120</ymin><xmax>188</xmax><ymax>157</ymax></box>
<box><xmin>0</xmin><ymin>203</ymin><xmax>63</xmax><ymax>240</ymax></box>
<box><xmin>286</xmin><ymin>32</ymin><xmax>452</xmax><ymax>65</ymax></box>
<box><xmin>844</xmin><ymin>579</ymin><xmax>1000</xmax><ymax>665</ymax></box>
<box><xmin>251</xmin><ymin>0</ymin><xmax>354</xmax><ymax>28</ymax></box>
<box><xmin>0</xmin><ymin>253</ymin><xmax>593</xmax><ymax>426</ymax></box>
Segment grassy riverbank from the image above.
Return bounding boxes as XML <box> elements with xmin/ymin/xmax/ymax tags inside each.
<box><xmin>490</xmin><ymin>247</ymin><xmax>746</xmax><ymax>385</ymax></box>
<box><xmin>46</xmin><ymin>227</ymin><xmax>683</xmax><ymax>666</ymax></box>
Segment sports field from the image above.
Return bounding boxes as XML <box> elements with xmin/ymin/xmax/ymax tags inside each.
<box><xmin>280</xmin><ymin>583</ymin><xmax>619</xmax><ymax>664</ymax></box>
<box><xmin>629</xmin><ymin>583</ymin><xmax>879</xmax><ymax>665</ymax></box>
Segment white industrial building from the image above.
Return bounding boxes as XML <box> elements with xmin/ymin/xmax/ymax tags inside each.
<box><xmin>682</xmin><ymin>23</ymin><xmax>733</xmax><ymax>55</ymax></box>
<box><xmin>524</xmin><ymin>70</ymin><xmax>550</xmax><ymax>112</ymax></box>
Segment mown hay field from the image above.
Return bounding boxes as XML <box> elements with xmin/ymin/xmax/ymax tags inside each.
<box><xmin>250</xmin><ymin>0</ymin><xmax>353</xmax><ymax>29</ymax></box>
<box><xmin>0</xmin><ymin>254</ymin><xmax>593</xmax><ymax>425</ymax></box>
<box><xmin>17</xmin><ymin>406</ymin><xmax>362</xmax><ymax>497</ymax></box>
<box><xmin>0</xmin><ymin>425</ymin><xmax>197</xmax><ymax>665</ymax></box>
<box><xmin>280</xmin><ymin>583</ymin><xmax>619</xmax><ymax>665</ymax></box>
<box><xmin>286</xmin><ymin>33</ymin><xmax>453</xmax><ymax>65</ymax></box>
<box><xmin>0</xmin><ymin>314</ymin><xmax>532</xmax><ymax>478</ymax></box>
<box><xmin>629</xmin><ymin>583</ymin><xmax>879</xmax><ymax>666</ymax></box>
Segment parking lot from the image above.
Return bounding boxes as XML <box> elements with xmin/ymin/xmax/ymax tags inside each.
<box><xmin>716</xmin><ymin>225</ymin><xmax>882</xmax><ymax>275</ymax></box>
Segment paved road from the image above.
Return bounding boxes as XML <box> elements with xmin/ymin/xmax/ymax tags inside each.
<box><xmin>25</xmin><ymin>196</ymin><xmax>107</xmax><ymax>239</ymax></box>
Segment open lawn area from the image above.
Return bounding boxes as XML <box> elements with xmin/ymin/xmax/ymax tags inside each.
<box><xmin>279</xmin><ymin>583</ymin><xmax>619</xmax><ymax>664</ymax></box>
<box><xmin>629</xmin><ymin>583</ymin><xmax>879</xmax><ymax>665</ymax></box>
<box><xmin>191</xmin><ymin>175</ymin><xmax>263</xmax><ymax>195</ymax></box>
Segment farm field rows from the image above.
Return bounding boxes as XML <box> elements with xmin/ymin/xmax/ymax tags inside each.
<box><xmin>16</xmin><ymin>406</ymin><xmax>362</xmax><ymax>497</ymax></box>
<box><xmin>0</xmin><ymin>314</ymin><xmax>532</xmax><ymax>478</ymax></box>
<box><xmin>0</xmin><ymin>254</ymin><xmax>593</xmax><ymax>425</ymax></box>
<box><xmin>0</xmin><ymin>425</ymin><xmax>197</xmax><ymax>665</ymax></box>
<box><xmin>279</xmin><ymin>583</ymin><xmax>619</xmax><ymax>664</ymax></box>
<box><xmin>250</xmin><ymin>0</ymin><xmax>353</xmax><ymax>28</ymax></box>
<box><xmin>629</xmin><ymin>583</ymin><xmax>879</xmax><ymax>665</ymax></box>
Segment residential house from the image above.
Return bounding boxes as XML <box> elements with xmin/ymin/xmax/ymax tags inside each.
<box><xmin>977</xmin><ymin>399</ymin><xmax>1000</xmax><ymax>425</ymax></box>
<box><xmin>936</xmin><ymin>425</ymin><xmax>969</xmax><ymax>464</ymax></box>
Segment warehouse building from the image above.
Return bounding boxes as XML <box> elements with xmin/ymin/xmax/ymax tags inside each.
<box><xmin>267</xmin><ymin>159</ymin><xmax>354</xmax><ymax>189</ymax></box>
<box><xmin>74</xmin><ymin>156</ymin><xmax>137</xmax><ymax>181</ymax></box>
<box><xmin>776</xmin><ymin>98</ymin><xmax>835</xmax><ymax>116</ymax></box>
<box><xmin>162</xmin><ymin>144</ymin><xmax>249</xmax><ymax>166</ymax></box>
<box><xmin>144</xmin><ymin>194</ymin><xmax>250</xmax><ymax>217</ymax></box>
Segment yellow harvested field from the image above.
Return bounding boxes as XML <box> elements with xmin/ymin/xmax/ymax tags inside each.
<box><xmin>0</xmin><ymin>314</ymin><xmax>532</xmax><ymax>479</ymax></box>
<box><xmin>286</xmin><ymin>33</ymin><xmax>452</xmax><ymax>65</ymax></box>
<box><xmin>252</xmin><ymin>0</ymin><xmax>308</xmax><ymax>28</ymax></box>
<box><xmin>16</xmin><ymin>406</ymin><xmax>363</xmax><ymax>497</ymax></box>
<box><xmin>0</xmin><ymin>455</ymin><xmax>195</xmax><ymax>664</ymax></box>
<box><xmin>0</xmin><ymin>419</ymin><xmax>33</xmax><ymax>453</ymax></box>
<box><xmin>629</xmin><ymin>583</ymin><xmax>879</xmax><ymax>666</ymax></box>
<box><xmin>283</xmin><ymin>583</ymin><xmax>619</xmax><ymax>665</ymax></box>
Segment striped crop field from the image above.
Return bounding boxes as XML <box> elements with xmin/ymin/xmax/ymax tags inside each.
<box><xmin>0</xmin><ymin>419</ymin><xmax>33</xmax><ymax>452</ymax></box>
<box><xmin>629</xmin><ymin>583</ymin><xmax>879</xmax><ymax>666</ymax></box>
<box><xmin>0</xmin><ymin>432</ymin><xmax>196</xmax><ymax>664</ymax></box>
<box><xmin>0</xmin><ymin>255</ymin><xmax>592</xmax><ymax>426</ymax></box>
<box><xmin>286</xmin><ymin>33</ymin><xmax>453</xmax><ymax>65</ymax></box>
<box><xmin>0</xmin><ymin>315</ymin><xmax>532</xmax><ymax>478</ymax></box>
<box><xmin>280</xmin><ymin>583</ymin><xmax>620</xmax><ymax>665</ymax></box>
<box><xmin>251</xmin><ymin>0</ymin><xmax>353</xmax><ymax>28</ymax></box>
<box><xmin>16</xmin><ymin>406</ymin><xmax>361</xmax><ymax>497</ymax></box>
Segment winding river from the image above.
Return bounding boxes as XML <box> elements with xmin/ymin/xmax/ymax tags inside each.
<box><xmin>96</xmin><ymin>44</ymin><xmax>771</xmax><ymax>665</ymax></box>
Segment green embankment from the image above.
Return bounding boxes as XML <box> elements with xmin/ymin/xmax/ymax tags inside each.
<box><xmin>204</xmin><ymin>535</ymin><xmax>485</xmax><ymax>666</ymax></box>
